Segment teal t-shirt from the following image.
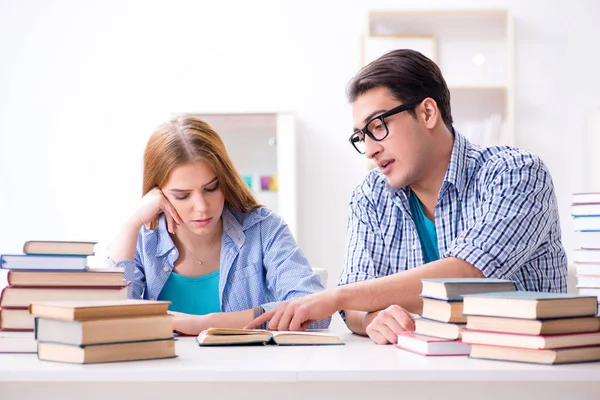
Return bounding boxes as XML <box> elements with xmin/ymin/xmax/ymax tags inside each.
<box><xmin>157</xmin><ymin>270</ymin><xmax>221</xmax><ymax>315</ymax></box>
<box><xmin>409</xmin><ymin>193</ymin><xmax>440</xmax><ymax>264</ymax></box>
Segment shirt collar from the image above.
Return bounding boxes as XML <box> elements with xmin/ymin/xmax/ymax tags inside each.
<box><xmin>441</xmin><ymin>129</ymin><xmax>470</xmax><ymax>196</ymax></box>
<box><xmin>383</xmin><ymin>128</ymin><xmax>470</xmax><ymax>199</ymax></box>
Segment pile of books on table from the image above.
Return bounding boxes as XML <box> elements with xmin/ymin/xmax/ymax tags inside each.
<box><xmin>395</xmin><ymin>278</ymin><xmax>516</xmax><ymax>356</ymax></box>
<box><xmin>461</xmin><ymin>291</ymin><xmax>600</xmax><ymax>364</ymax></box>
<box><xmin>31</xmin><ymin>299</ymin><xmax>176</xmax><ymax>363</ymax></box>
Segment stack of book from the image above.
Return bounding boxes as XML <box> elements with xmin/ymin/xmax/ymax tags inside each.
<box><xmin>572</xmin><ymin>192</ymin><xmax>600</xmax><ymax>308</ymax></box>
<box><xmin>30</xmin><ymin>299</ymin><xmax>176</xmax><ymax>363</ymax></box>
<box><xmin>0</xmin><ymin>240</ymin><xmax>126</xmax><ymax>332</ymax></box>
<box><xmin>461</xmin><ymin>291</ymin><xmax>600</xmax><ymax>364</ymax></box>
<box><xmin>395</xmin><ymin>278</ymin><xmax>516</xmax><ymax>356</ymax></box>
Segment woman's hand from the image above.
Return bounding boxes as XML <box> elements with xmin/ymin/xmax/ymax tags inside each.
<box><xmin>131</xmin><ymin>187</ymin><xmax>182</xmax><ymax>233</ymax></box>
<box><xmin>170</xmin><ymin>311</ymin><xmax>212</xmax><ymax>336</ymax></box>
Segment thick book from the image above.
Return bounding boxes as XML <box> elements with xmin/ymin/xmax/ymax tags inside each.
<box><xmin>0</xmin><ymin>286</ymin><xmax>128</xmax><ymax>308</ymax></box>
<box><xmin>23</xmin><ymin>240</ymin><xmax>97</xmax><ymax>256</ymax></box>
<box><xmin>465</xmin><ymin>315</ymin><xmax>600</xmax><ymax>335</ymax></box>
<box><xmin>413</xmin><ymin>317</ymin><xmax>465</xmax><ymax>340</ymax></box>
<box><xmin>196</xmin><ymin>328</ymin><xmax>344</xmax><ymax>346</ymax></box>
<box><xmin>395</xmin><ymin>331</ymin><xmax>470</xmax><ymax>356</ymax></box>
<box><xmin>469</xmin><ymin>343</ymin><xmax>600</xmax><ymax>365</ymax></box>
<box><xmin>37</xmin><ymin>338</ymin><xmax>177</xmax><ymax>364</ymax></box>
<box><xmin>0</xmin><ymin>308</ymin><xmax>33</xmax><ymax>331</ymax></box>
<box><xmin>461</xmin><ymin>329</ymin><xmax>600</xmax><ymax>350</ymax></box>
<box><xmin>0</xmin><ymin>254</ymin><xmax>88</xmax><ymax>271</ymax></box>
<box><xmin>35</xmin><ymin>315</ymin><xmax>174</xmax><ymax>345</ymax></box>
<box><xmin>421</xmin><ymin>297</ymin><xmax>466</xmax><ymax>323</ymax></box>
<box><xmin>7</xmin><ymin>268</ymin><xmax>124</xmax><ymax>287</ymax></box>
<box><xmin>420</xmin><ymin>278</ymin><xmax>516</xmax><ymax>301</ymax></box>
<box><xmin>29</xmin><ymin>299</ymin><xmax>171</xmax><ymax>321</ymax></box>
<box><xmin>0</xmin><ymin>331</ymin><xmax>36</xmax><ymax>353</ymax></box>
<box><xmin>462</xmin><ymin>291</ymin><xmax>599</xmax><ymax>319</ymax></box>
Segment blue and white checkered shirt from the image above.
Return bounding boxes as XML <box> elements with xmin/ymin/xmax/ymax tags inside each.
<box><xmin>339</xmin><ymin>131</ymin><xmax>568</xmax><ymax>292</ymax></box>
<box><xmin>113</xmin><ymin>207</ymin><xmax>330</xmax><ymax>329</ymax></box>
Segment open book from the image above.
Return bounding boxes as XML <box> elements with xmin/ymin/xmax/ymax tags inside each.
<box><xmin>196</xmin><ymin>328</ymin><xmax>344</xmax><ymax>346</ymax></box>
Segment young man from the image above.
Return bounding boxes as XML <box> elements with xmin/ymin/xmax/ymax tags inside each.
<box><xmin>246</xmin><ymin>49</ymin><xmax>567</xmax><ymax>344</ymax></box>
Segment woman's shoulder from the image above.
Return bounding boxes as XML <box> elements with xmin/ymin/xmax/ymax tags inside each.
<box><xmin>225</xmin><ymin>206</ymin><xmax>284</xmax><ymax>231</ymax></box>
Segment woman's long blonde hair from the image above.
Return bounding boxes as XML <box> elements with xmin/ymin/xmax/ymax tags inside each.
<box><xmin>143</xmin><ymin>115</ymin><xmax>260</xmax><ymax>229</ymax></box>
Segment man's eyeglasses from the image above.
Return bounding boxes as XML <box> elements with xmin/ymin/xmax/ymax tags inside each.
<box><xmin>348</xmin><ymin>99</ymin><xmax>424</xmax><ymax>154</ymax></box>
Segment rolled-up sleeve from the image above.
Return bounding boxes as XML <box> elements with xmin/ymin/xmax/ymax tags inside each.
<box><xmin>261</xmin><ymin>213</ymin><xmax>331</xmax><ymax>329</ymax></box>
<box><xmin>445</xmin><ymin>152</ymin><xmax>557</xmax><ymax>284</ymax></box>
<box><xmin>108</xmin><ymin>234</ymin><xmax>146</xmax><ymax>299</ymax></box>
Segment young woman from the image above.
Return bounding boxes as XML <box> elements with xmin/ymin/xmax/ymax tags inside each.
<box><xmin>109</xmin><ymin>115</ymin><xmax>330</xmax><ymax>334</ymax></box>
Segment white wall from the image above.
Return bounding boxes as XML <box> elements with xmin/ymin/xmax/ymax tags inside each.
<box><xmin>1</xmin><ymin>0</ymin><xmax>599</xmax><ymax>288</ymax></box>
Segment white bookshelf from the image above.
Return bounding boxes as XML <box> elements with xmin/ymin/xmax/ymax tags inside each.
<box><xmin>363</xmin><ymin>9</ymin><xmax>515</xmax><ymax>147</ymax></box>
<box><xmin>190</xmin><ymin>113</ymin><xmax>297</xmax><ymax>238</ymax></box>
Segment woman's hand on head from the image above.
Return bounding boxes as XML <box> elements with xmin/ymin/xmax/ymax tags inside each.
<box><xmin>132</xmin><ymin>187</ymin><xmax>183</xmax><ymax>233</ymax></box>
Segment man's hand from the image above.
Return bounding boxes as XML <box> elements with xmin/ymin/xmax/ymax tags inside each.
<box><xmin>365</xmin><ymin>305</ymin><xmax>415</xmax><ymax>345</ymax></box>
<box><xmin>244</xmin><ymin>289</ymin><xmax>338</xmax><ymax>331</ymax></box>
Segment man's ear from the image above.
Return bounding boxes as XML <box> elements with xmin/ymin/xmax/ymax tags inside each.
<box><xmin>420</xmin><ymin>98</ymin><xmax>439</xmax><ymax>129</ymax></box>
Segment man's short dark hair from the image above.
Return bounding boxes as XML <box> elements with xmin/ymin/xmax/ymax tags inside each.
<box><xmin>347</xmin><ymin>49</ymin><xmax>453</xmax><ymax>130</ymax></box>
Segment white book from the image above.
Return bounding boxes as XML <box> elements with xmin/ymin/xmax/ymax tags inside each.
<box><xmin>575</xmin><ymin>231</ymin><xmax>600</xmax><ymax>249</ymax></box>
<box><xmin>577</xmin><ymin>276</ymin><xmax>600</xmax><ymax>288</ymax></box>
<box><xmin>573</xmin><ymin>216</ymin><xmax>600</xmax><ymax>232</ymax></box>
<box><xmin>0</xmin><ymin>254</ymin><xmax>88</xmax><ymax>271</ymax></box>
<box><xmin>572</xmin><ymin>192</ymin><xmax>600</xmax><ymax>204</ymax></box>
<box><xmin>573</xmin><ymin>249</ymin><xmax>600</xmax><ymax>264</ymax></box>
<box><xmin>0</xmin><ymin>331</ymin><xmax>36</xmax><ymax>353</ymax></box>
<box><xmin>572</xmin><ymin>204</ymin><xmax>600</xmax><ymax>217</ymax></box>
<box><xmin>576</xmin><ymin>263</ymin><xmax>600</xmax><ymax>276</ymax></box>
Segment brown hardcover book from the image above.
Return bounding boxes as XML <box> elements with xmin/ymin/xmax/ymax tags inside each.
<box><xmin>421</xmin><ymin>298</ymin><xmax>466</xmax><ymax>323</ymax></box>
<box><xmin>0</xmin><ymin>286</ymin><xmax>128</xmax><ymax>308</ymax></box>
<box><xmin>465</xmin><ymin>315</ymin><xmax>600</xmax><ymax>335</ymax></box>
<box><xmin>196</xmin><ymin>328</ymin><xmax>343</xmax><ymax>346</ymax></box>
<box><xmin>469</xmin><ymin>343</ymin><xmax>600</xmax><ymax>364</ymax></box>
<box><xmin>23</xmin><ymin>240</ymin><xmax>97</xmax><ymax>256</ymax></box>
<box><xmin>7</xmin><ymin>268</ymin><xmax>124</xmax><ymax>287</ymax></box>
<box><xmin>36</xmin><ymin>315</ymin><xmax>174</xmax><ymax>345</ymax></box>
<box><xmin>30</xmin><ymin>299</ymin><xmax>171</xmax><ymax>321</ymax></box>
<box><xmin>462</xmin><ymin>291</ymin><xmax>599</xmax><ymax>319</ymax></box>
<box><xmin>37</xmin><ymin>338</ymin><xmax>176</xmax><ymax>364</ymax></box>
<box><xmin>461</xmin><ymin>330</ymin><xmax>600</xmax><ymax>349</ymax></box>
<box><xmin>0</xmin><ymin>308</ymin><xmax>33</xmax><ymax>331</ymax></box>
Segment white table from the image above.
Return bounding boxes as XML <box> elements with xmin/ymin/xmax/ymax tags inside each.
<box><xmin>1</xmin><ymin>328</ymin><xmax>599</xmax><ymax>400</ymax></box>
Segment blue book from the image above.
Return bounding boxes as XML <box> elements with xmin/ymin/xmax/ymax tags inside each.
<box><xmin>0</xmin><ymin>254</ymin><xmax>88</xmax><ymax>271</ymax></box>
<box><xmin>420</xmin><ymin>278</ymin><xmax>516</xmax><ymax>301</ymax></box>
<box><xmin>462</xmin><ymin>291</ymin><xmax>599</xmax><ymax>320</ymax></box>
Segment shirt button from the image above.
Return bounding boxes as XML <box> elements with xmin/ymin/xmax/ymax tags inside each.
<box><xmin>171</xmin><ymin>249</ymin><xmax>176</xmax><ymax>255</ymax></box>
<box><xmin>149</xmin><ymin>298</ymin><xmax>155</xmax><ymax>301</ymax></box>
<box><xmin>163</xmin><ymin>266</ymin><xmax>170</xmax><ymax>272</ymax></box>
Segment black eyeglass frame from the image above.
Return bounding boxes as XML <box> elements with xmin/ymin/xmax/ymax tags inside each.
<box><xmin>348</xmin><ymin>98</ymin><xmax>425</xmax><ymax>154</ymax></box>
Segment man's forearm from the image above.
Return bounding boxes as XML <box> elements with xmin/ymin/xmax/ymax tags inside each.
<box><xmin>335</xmin><ymin>257</ymin><xmax>484</xmax><ymax>314</ymax></box>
